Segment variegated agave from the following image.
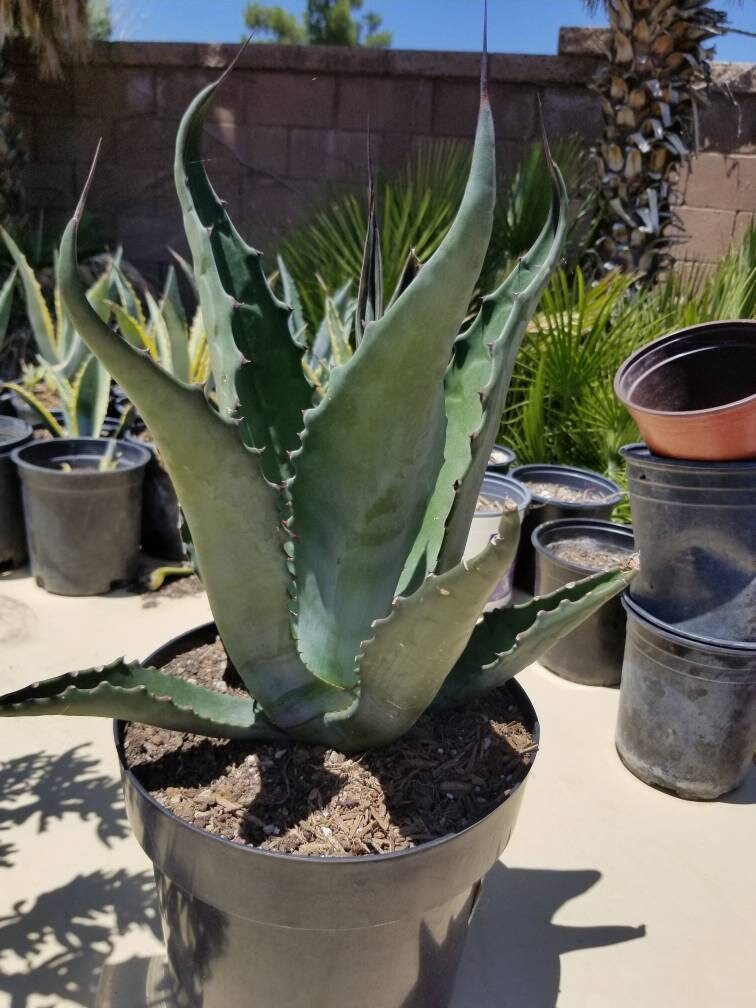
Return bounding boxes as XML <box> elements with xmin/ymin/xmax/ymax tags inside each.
<box><xmin>588</xmin><ymin>0</ymin><xmax>727</xmax><ymax>278</ymax></box>
<box><xmin>0</xmin><ymin>54</ymin><xmax>633</xmax><ymax>751</ymax></box>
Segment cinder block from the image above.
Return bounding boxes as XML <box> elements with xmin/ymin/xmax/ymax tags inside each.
<box><xmin>156</xmin><ymin>67</ymin><xmax>245</xmax><ymax>123</ymax></box>
<box><xmin>11</xmin><ymin>73</ymin><xmax>73</xmax><ymax>115</ymax></box>
<box><xmin>541</xmin><ymin>87</ymin><xmax>601</xmax><ymax>142</ymax></box>
<box><xmin>207</xmin><ymin>124</ymin><xmax>289</xmax><ymax>180</ymax></box>
<box><xmin>246</xmin><ymin>73</ymin><xmax>336</xmax><ymax>129</ymax></box>
<box><xmin>74</xmin><ymin>67</ymin><xmax>155</xmax><ymax>117</ymax></box>
<box><xmin>21</xmin><ymin>161</ymin><xmax>76</xmax><ymax>211</ymax></box>
<box><xmin>672</xmin><ymin>206</ymin><xmax>735</xmax><ymax>263</ymax></box>
<box><xmin>686</xmin><ymin>153</ymin><xmax>744</xmax><ymax>212</ymax></box>
<box><xmin>733</xmin><ymin>210</ymin><xmax>755</xmax><ymax>243</ymax></box>
<box><xmin>34</xmin><ymin>115</ymin><xmax>114</xmax><ymax>165</ymax></box>
<box><xmin>489</xmin><ymin>84</ymin><xmax>539</xmax><ymax>142</ymax></box>
<box><xmin>698</xmin><ymin>94</ymin><xmax>755</xmax><ymax>155</ymax></box>
<box><xmin>432</xmin><ymin>81</ymin><xmax>479</xmax><ymax>137</ymax></box>
<box><xmin>288</xmin><ymin>128</ymin><xmax>376</xmax><ymax>182</ymax></box>
<box><xmin>337</xmin><ymin>76</ymin><xmax>432</xmax><ymax>133</ymax></box>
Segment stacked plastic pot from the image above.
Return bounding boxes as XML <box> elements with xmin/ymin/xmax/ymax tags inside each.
<box><xmin>614</xmin><ymin>320</ymin><xmax>756</xmax><ymax>800</ymax></box>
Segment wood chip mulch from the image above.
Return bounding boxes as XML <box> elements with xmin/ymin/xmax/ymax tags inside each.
<box><xmin>124</xmin><ymin>638</ymin><xmax>536</xmax><ymax>859</ymax></box>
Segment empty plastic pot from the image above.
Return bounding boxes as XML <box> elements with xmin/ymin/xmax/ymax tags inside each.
<box><xmin>13</xmin><ymin>437</ymin><xmax>150</xmax><ymax>595</ymax></box>
<box><xmin>614</xmin><ymin>319</ymin><xmax>756</xmax><ymax>461</ymax></box>
<box><xmin>616</xmin><ymin>594</ymin><xmax>756</xmax><ymax>800</ymax></box>
<box><xmin>622</xmin><ymin>443</ymin><xmax>756</xmax><ymax>646</ymax></box>
<box><xmin>533</xmin><ymin>518</ymin><xmax>634</xmax><ymax>686</ymax></box>
<box><xmin>0</xmin><ymin>416</ymin><xmax>32</xmax><ymax>568</ymax></box>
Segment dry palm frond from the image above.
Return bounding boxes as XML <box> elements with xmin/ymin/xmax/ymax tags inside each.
<box><xmin>0</xmin><ymin>0</ymin><xmax>92</xmax><ymax>78</ymax></box>
<box><xmin>588</xmin><ymin>0</ymin><xmax>728</xmax><ymax>280</ymax></box>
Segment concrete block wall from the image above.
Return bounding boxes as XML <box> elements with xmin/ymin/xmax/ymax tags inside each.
<box><xmin>8</xmin><ymin>38</ymin><xmax>755</xmax><ymax>281</ymax></box>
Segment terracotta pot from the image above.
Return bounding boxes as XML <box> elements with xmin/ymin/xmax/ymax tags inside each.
<box><xmin>614</xmin><ymin>319</ymin><xmax>756</xmax><ymax>462</ymax></box>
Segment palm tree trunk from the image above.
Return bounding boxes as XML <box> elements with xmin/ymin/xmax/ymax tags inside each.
<box><xmin>590</xmin><ymin>0</ymin><xmax>727</xmax><ymax>280</ymax></box>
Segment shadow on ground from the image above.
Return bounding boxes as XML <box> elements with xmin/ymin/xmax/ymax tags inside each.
<box><xmin>452</xmin><ymin>863</ymin><xmax>646</xmax><ymax>1007</ymax></box>
<box><xmin>0</xmin><ymin>745</ymin><xmax>160</xmax><ymax>1008</ymax></box>
<box><xmin>0</xmin><ymin>870</ymin><xmax>161</xmax><ymax>1008</ymax></box>
<box><xmin>0</xmin><ymin>745</ymin><xmax>129</xmax><ymax>855</ymax></box>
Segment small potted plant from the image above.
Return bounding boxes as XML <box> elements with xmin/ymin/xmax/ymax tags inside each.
<box><xmin>0</xmin><ymin>50</ymin><xmax>633</xmax><ymax>1007</ymax></box>
<box><xmin>510</xmin><ymin>462</ymin><xmax>624</xmax><ymax>593</ymax></box>
<box><xmin>0</xmin><ymin>415</ymin><xmax>32</xmax><ymax>568</ymax></box>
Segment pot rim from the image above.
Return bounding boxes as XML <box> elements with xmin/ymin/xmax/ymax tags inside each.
<box><xmin>115</xmin><ymin>622</ymin><xmax>540</xmax><ymax>868</ymax></box>
<box><xmin>614</xmin><ymin>318</ymin><xmax>756</xmax><ymax>419</ymax></box>
<box><xmin>488</xmin><ymin>443</ymin><xmax>516</xmax><ymax>466</ymax></box>
<box><xmin>532</xmin><ymin>518</ymin><xmax>634</xmax><ymax>576</ymax></box>
<box><xmin>11</xmin><ymin>436</ymin><xmax>151</xmax><ymax>476</ymax></box>
<box><xmin>620</xmin><ymin>442</ymin><xmax>756</xmax><ymax>473</ymax></box>
<box><xmin>510</xmin><ymin>463</ymin><xmax>624</xmax><ymax>507</ymax></box>
<box><xmin>477</xmin><ymin>473</ymin><xmax>532</xmax><ymax>515</ymax></box>
<box><xmin>0</xmin><ymin>416</ymin><xmax>33</xmax><ymax>455</ymax></box>
<box><xmin>622</xmin><ymin>592</ymin><xmax>756</xmax><ymax>655</ymax></box>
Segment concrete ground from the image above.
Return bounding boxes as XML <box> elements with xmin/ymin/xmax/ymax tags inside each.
<box><xmin>1</xmin><ymin>568</ymin><xmax>754</xmax><ymax>1008</ymax></box>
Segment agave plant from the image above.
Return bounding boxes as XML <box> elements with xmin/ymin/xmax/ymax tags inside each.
<box><xmin>109</xmin><ymin>262</ymin><xmax>210</xmax><ymax>387</ymax></box>
<box><xmin>0</xmin><ymin>228</ymin><xmax>120</xmax><ymax>435</ymax></box>
<box><xmin>0</xmin><ymin>57</ymin><xmax>634</xmax><ymax>750</ymax></box>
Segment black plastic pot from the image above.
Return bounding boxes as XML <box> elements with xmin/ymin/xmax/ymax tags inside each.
<box><xmin>511</xmin><ymin>464</ymin><xmax>624</xmax><ymax>594</ymax></box>
<box><xmin>486</xmin><ymin>444</ymin><xmax>516</xmax><ymax>474</ymax></box>
<box><xmin>116</xmin><ymin>622</ymin><xmax>539</xmax><ymax>1008</ymax></box>
<box><xmin>126</xmin><ymin>434</ymin><xmax>184</xmax><ymax>560</ymax></box>
<box><xmin>533</xmin><ymin>519</ymin><xmax>634</xmax><ymax>686</ymax></box>
<box><xmin>0</xmin><ymin>389</ymin><xmax>16</xmax><ymax>416</ymax></box>
<box><xmin>622</xmin><ymin>444</ymin><xmax>756</xmax><ymax>646</ymax></box>
<box><xmin>0</xmin><ymin>417</ymin><xmax>32</xmax><ymax>568</ymax></box>
<box><xmin>12</xmin><ymin>437</ymin><xmax>150</xmax><ymax>595</ymax></box>
<box><xmin>616</xmin><ymin>594</ymin><xmax>756</xmax><ymax>800</ymax></box>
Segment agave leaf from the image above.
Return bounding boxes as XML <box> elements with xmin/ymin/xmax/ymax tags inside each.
<box><xmin>277</xmin><ymin>255</ymin><xmax>308</xmax><ymax>348</ymax></box>
<box><xmin>162</xmin><ymin>264</ymin><xmax>187</xmax><ymax>326</ymax></box>
<box><xmin>290</xmin><ymin>73</ymin><xmax>496</xmax><ymax>689</ymax></box>
<box><xmin>0</xmin><ymin>266</ymin><xmax>16</xmax><ymax>352</ymax></box>
<box><xmin>385</xmin><ymin>249</ymin><xmax>422</xmax><ymax>311</ymax></box>
<box><xmin>310</xmin><ymin>278</ymin><xmax>353</xmax><ymax>364</ymax></box>
<box><xmin>354</xmin><ymin>148</ymin><xmax>383</xmax><ymax>347</ymax></box>
<box><xmin>175</xmin><ymin>67</ymin><xmax>312</xmax><ymax>484</ymax></box>
<box><xmin>0</xmin><ymin>660</ymin><xmax>285</xmax><ymax>741</ymax></box>
<box><xmin>58</xmin><ymin>169</ymin><xmax>339</xmax><ymax>727</ymax></box>
<box><xmin>109</xmin><ymin>301</ymin><xmax>156</xmax><ymax>354</ymax></box>
<box><xmin>1</xmin><ymin>227</ymin><xmax>58</xmax><ymax>362</ymax></box>
<box><xmin>1</xmin><ymin>381</ymin><xmax>64</xmax><ymax>436</ymax></box>
<box><xmin>113</xmin><ymin>263</ymin><xmax>147</xmax><ymax>329</ymax></box>
<box><xmin>400</xmin><ymin>147</ymin><xmax>568</xmax><ymax>592</ymax></box>
<box><xmin>323</xmin><ymin>505</ymin><xmax>522</xmax><ymax>749</ymax></box>
<box><xmin>73</xmin><ymin>353</ymin><xmax>110</xmax><ymax>437</ymax></box>
<box><xmin>437</xmin><ymin>567</ymin><xmax>634</xmax><ymax>706</ymax></box>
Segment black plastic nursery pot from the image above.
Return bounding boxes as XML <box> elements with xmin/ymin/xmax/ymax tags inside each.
<box><xmin>486</xmin><ymin>443</ymin><xmax>516</xmax><ymax>474</ymax></box>
<box><xmin>0</xmin><ymin>389</ymin><xmax>16</xmax><ymax>416</ymax></box>
<box><xmin>12</xmin><ymin>437</ymin><xmax>150</xmax><ymax>595</ymax></box>
<box><xmin>116</xmin><ymin>622</ymin><xmax>540</xmax><ymax>1008</ymax></box>
<box><xmin>533</xmin><ymin>519</ymin><xmax>634</xmax><ymax>687</ymax></box>
<box><xmin>126</xmin><ymin>434</ymin><xmax>185</xmax><ymax>561</ymax></box>
<box><xmin>616</xmin><ymin>595</ymin><xmax>756</xmax><ymax>801</ymax></box>
<box><xmin>0</xmin><ymin>416</ymin><xmax>32</xmax><ymax>568</ymax></box>
<box><xmin>621</xmin><ymin>444</ymin><xmax>756</xmax><ymax>646</ymax></box>
<box><xmin>510</xmin><ymin>464</ymin><xmax>624</xmax><ymax>594</ymax></box>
